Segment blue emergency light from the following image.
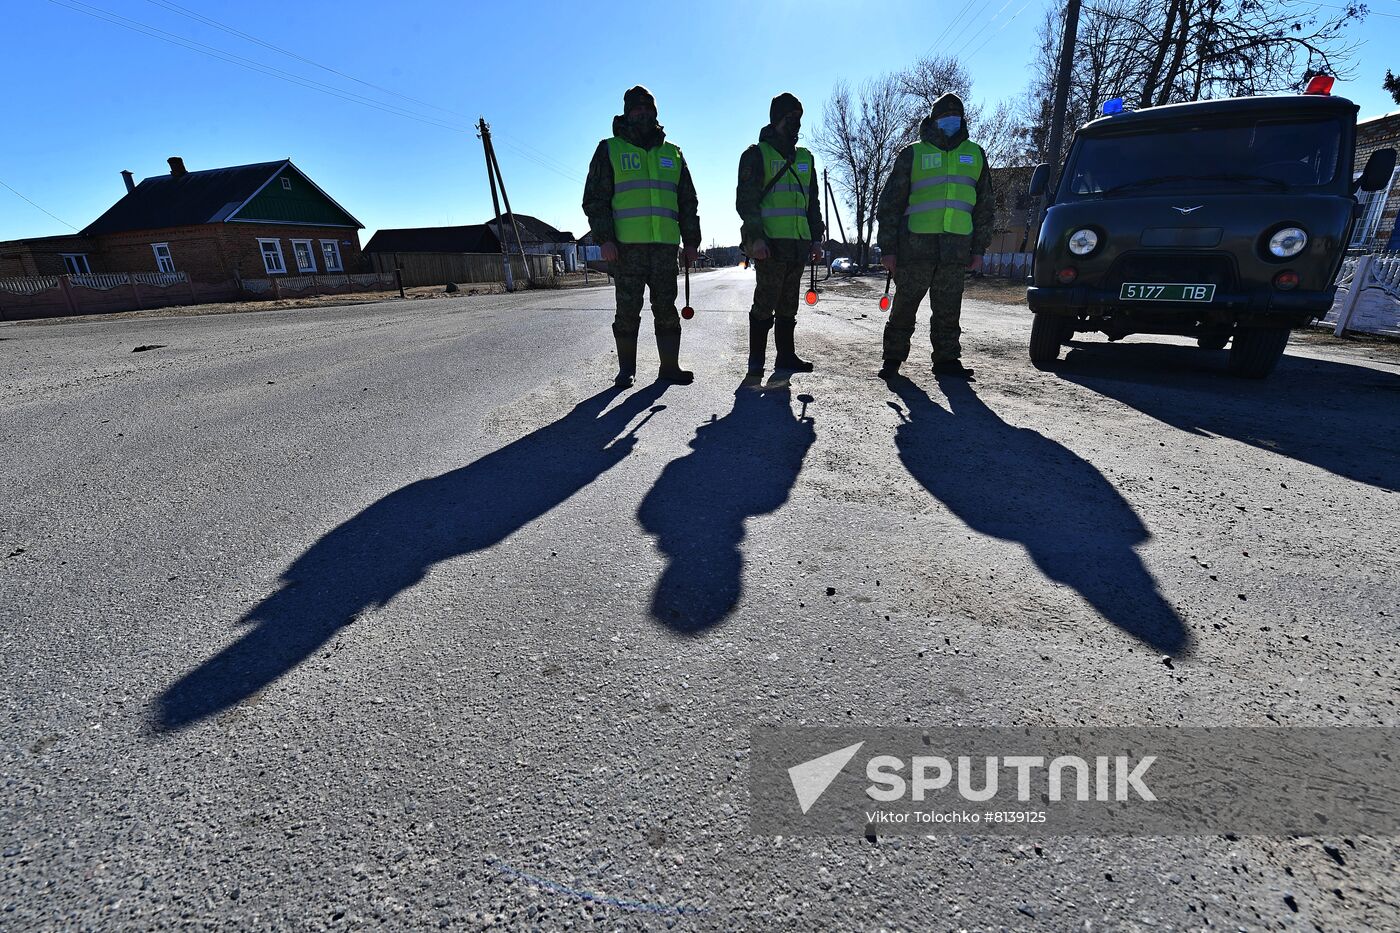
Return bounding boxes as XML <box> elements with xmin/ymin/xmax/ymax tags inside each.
<box><xmin>1102</xmin><ymin>97</ymin><xmax>1125</xmax><ymax>116</ymax></box>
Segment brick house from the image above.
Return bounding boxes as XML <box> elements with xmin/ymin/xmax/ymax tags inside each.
<box><xmin>1352</xmin><ymin>109</ymin><xmax>1400</xmax><ymax>251</ymax></box>
<box><xmin>0</xmin><ymin>157</ymin><xmax>364</xmax><ymax>282</ymax></box>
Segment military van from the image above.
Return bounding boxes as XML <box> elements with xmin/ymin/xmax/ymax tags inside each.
<box><xmin>1025</xmin><ymin>81</ymin><xmax>1396</xmax><ymax>377</ymax></box>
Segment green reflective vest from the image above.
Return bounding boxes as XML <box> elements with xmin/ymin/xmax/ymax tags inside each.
<box><xmin>906</xmin><ymin>140</ymin><xmax>984</xmax><ymax>236</ymax></box>
<box><xmin>608</xmin><ymin>137</ymin><xmax>683</xmax><ymax>245</ymax></box>
<box><xmin>758</xmin><ymin>142</ymin><xmax>814</xmax><ymax>241</ymax></box>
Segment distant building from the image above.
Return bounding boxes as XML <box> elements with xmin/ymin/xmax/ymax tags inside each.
<box><xmin>0</xmin><ymin>157</ymin><xmax>364</xmax><ymax>282</ymax></box>
<box><xmin>1352</xmin><ymin>109</ymin><xmax>1400</xmax><ymax>251</ymax></box>
<box><xmin>985</xmin><ymin>165</ymin><xmax>1039</xmax><ymax>254</ymax></box>
<box><xmin>483</xmin><ymin>214</ymin><xmax>578</xmax><ymax>272</ymax></box>
<box><xmin>363</xmin><ymin>224</ymin><xmax>502</xmax><ymax>261</ymax></box>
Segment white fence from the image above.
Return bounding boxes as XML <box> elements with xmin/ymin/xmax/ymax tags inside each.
<box><xmin>1320</xmin><ymin>252</ymin><xmax>1400</xmax><ymax>337</ymax></box>
<box><xmin>981</xmin><ymin>251</ymin><xmax>1032</xmax><ymax>280</ymax></box>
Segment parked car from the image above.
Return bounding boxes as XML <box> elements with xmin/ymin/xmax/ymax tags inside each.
<box><xmin>831</xmin><ymin>257</ymin><xmax>854</xmax><ymax>273</ymax></box>
<box><xmin>1026</xmin><ymin>80</ymin><xmax>1396</xmax><ymax>378</ymax></box>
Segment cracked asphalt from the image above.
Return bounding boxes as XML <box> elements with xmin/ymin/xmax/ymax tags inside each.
<box><xmin>2</xmin><ymin>265</ymin><xmax>1398</xmax><ymax>929</ymax></box>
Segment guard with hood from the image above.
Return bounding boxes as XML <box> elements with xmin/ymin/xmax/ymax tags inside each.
<box><xmin>735</xmin><ymin>92</ymin><xmax>825</xmax><ymax>377</ymax></box>
<box><xmin>583</xmin><ymin>85</ymin><xmax>703</xmax><ymax>386</ymax></box>
<box><xmin>875</xmin><ymin>92</ymin><xmax>994</xmax><ymax>379</ymax></box>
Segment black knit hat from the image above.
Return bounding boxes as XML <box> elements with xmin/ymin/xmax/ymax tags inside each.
<box><xmin>770</xmin><ymin>92</ymin><xmax>803</xmax><ymax>123</ymax></box>
<box><xmin>931</xmin><ymin>92</ymin><xmax>965</xmax><ymax>118</ymax></box>
<box><xmin>623</xmin><ymin>85</ymin><xmax>656</xmax><ymax>113</ymax></box>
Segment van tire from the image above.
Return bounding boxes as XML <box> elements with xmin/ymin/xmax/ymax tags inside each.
<box><xmin>1227</xmin><ymin>326</ymin><xmax>1290</xmax><ymax>378</ymax></box>
<box><xmin>1030</xmin><ymin>312</ymin><xmax>1071</xmax><ymax>367</ymax></box>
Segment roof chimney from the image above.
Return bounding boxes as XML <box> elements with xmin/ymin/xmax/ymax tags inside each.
<box><xmin>168</xmin><ymin>156</ymin><xmax>187</xmax><ymax>178</ymax></box>
<box><xmin>121</xmin><ymin>170</ymin><xmax>135</xmax><ymax>193</ymax></box>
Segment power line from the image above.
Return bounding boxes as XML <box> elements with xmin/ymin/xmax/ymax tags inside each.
<box><xmin>923</xmin><ymin>0</ymin><xmax>982</xmax><ymax>59</ymax></box>
<box><xmin>141</xmin><ymin>0</ymin><xmax>475</xmax><ymax>120</ymax></box>
<box><xmin>0</xmin><ymin>178</ymin><xmax>78</xmax><ymax>231</ymax></box>
<box><xmin>46</xmin><ymin>0</ymin><xmax>587</xmax><ymax>186</ymax></box>
<box><xmin>964</xmin><ymin>0</ymin><xmax>1038</xmax><ymax>61</ymax></box>
<box><xmin>48</xmin><ymin>0</ymin><xmax>470</xmax><ymax>131</ymax></box>
<box><xmin>139</xmin><ymin>0</ymin><xmax>584</xmax><ymax>183</ymax></box>
<box><xmin>952</xmin><ymin>0</ymin><xmax>1018</xmax><ymax>61</ymax></box>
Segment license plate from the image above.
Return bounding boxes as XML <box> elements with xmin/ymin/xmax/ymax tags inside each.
<box><xmin>1119</xmin><ymin>283</ymin><xmax>1216</xmax><ymax>302</ymax></box>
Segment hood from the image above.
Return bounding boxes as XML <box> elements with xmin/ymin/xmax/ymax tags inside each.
<box><xmin>919</xmin><ymin>112</ymin><xmax>969</xmax><ymax>151</ymax></box>
<box><xmin>612</xmin><ymin>113</ymin><xmax>666</xmax><ymax>150</ymax></box>
<box><xmin>758</xmin><ymin>123</ymin><xmax>797</xmax><ymax>159</ymax></box>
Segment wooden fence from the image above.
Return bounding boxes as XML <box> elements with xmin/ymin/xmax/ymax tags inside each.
<box><xmin>368</xmin><ymin>251</ymin><xmax>555</xmax><ymax>288</ymax></box>
<box><xmin>0</xmin><ymin>270</ymin><xmax>400</xmax><ymax>321</ymax></box>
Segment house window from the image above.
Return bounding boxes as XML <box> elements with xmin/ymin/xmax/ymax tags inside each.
<box><xmin>61</xmin><ymin>253</ymin><xmax>91</xmax><ymax>274</ymax></box>
<box><xmin>258</xmin><ymin>238</ymin><xmax>286</xmax><ymax>274</ymax></box>
<box><xmin>291</xmin><ymin>239</ymin><xmax>317</xmax><ymax>273</ymax></box>
<box><xmin>281</xmin><ymin>177</ymin><xmax>292</xmax><ymax>190</ymax></box>
<box><xmin>319</xmin><ymin>239</ymin><xmax>343</xmax><ymax>272</ymax></box>
<box><xmin>1351</xmin><ymin>168</ymin><xmax>1398</xmax><ymax>249</ymax></box>
<box><xmin>151</xmin><ymin>243</ymin><xmax>175</xmax><ymax>273</ymax></box>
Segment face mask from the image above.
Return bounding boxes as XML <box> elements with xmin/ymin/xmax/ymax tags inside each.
<box><xmin>935</xmin><ymin>116</ymin><xmax>963</xmax><ymax>135</ymax></box>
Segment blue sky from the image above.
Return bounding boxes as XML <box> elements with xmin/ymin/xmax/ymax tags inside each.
<box><xmin>3</xmin><ymin>0</ymin><xmax>1399</xmax><ymax>246</ymax></box>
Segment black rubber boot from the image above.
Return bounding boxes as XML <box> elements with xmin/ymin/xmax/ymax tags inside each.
<box><xmin>747</xmin><ymin>316</ymin><xmax>772</xmax><ymax>376</ymax></box>
<box><xmin>773</xmin><ymin>317</ymin><xmax>813</xmax><ymax>372</ymax></box>
<box><xmin>656</xmin><ymin>331</ymin><xmax>694</xmax><ymax>385</ymax></box>
<box><xmin>613</xmin><ymin>326</ymin><xmax>638</xmax><ymax>387</ymax></box>
<box><xmin>932</xmin><ymin>358</ymin><xmax>975</xmax><ymax>378</ymax></box>
<box><xmin>878</xmin><ymin>359</ymin><xmax>902</xmax><ymax>379</ymax></box>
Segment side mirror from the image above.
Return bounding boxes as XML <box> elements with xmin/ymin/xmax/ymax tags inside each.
<box><xmin>1357</xmin><ymin>148</ymin><xmax>1396</xmax><ymax>192</ymax></box>
<box><xmin>1028</xmin><ymin>162</ymin><xmax>1051</xmax><ymax>198</ymax></box>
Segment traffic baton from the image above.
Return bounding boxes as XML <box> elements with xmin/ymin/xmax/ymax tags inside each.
<box><xmin>805</xmin><ymin>253</ymin><xmax>818</xmax><ymax>306</ymax></box>
<box><xmin>879</xmin><ymin>271</ymin><xmax>892</xmax><ymax>311</ymax></box>
<box><xmin>681</xmin><ymin>253</ymin><xmax>695</xmax><ymax>319</ymax></box>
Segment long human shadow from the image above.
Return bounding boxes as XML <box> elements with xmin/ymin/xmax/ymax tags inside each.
<box><xmin>637</xmin><ymin>381</ymin><xmax>816</xmax><ymax>634</ymax></box>
<box><xmin>1056</xmin><ymin>340</ymin><xmax>1400</xmax><ymax>493</ymax></box>
<box><xmin>887</xmin><ymin>376</ymin><xmax>1191</xmax><ymax>655</ymax></box>
<box><xmin>155</xmin><ymin>384</ymin><xmax>668</xmax><ymax>731</ymax></box>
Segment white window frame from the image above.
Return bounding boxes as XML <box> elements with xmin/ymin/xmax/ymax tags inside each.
<box><xmin>319</xmin><ymin>239</ymin><xmax>343</xmax><ymax>272</ymax></box>
<box><xmin>61</xmin><ymin>253</ymin><xmax>90</xmax><ymax>274</ymax></box>
<box><xmin>290</xmin><ymin>238</ymin><xmax>317</xmax><ymax>273</ymax></box>
<box><xmin>1351</xmin><ymin>168</ymin><xmax>1398</xmax><ymax>249</ymax></box>
<box><xmin>258</xmin><ymin>237</ymin><xmax>286</xmax><ymax>275</ymax></box>
<box><xmin>151</xmin><ymin>242</ymin><xmax>175</xmax><ymax>273</ymax></box>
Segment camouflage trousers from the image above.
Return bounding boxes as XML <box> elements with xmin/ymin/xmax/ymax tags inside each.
<box><xmin>749</xmin><ymin>257</ymin><xmax>806</xmax><ymax>323</ymax></box>
<box><xmin>612</xmin><ymin>243</ymin><xmax>681</xmax><ymax>336</ymax></box>
<box><xmin>882</xmin><ymin>259</ymin><xmax>966</xmax><ymax>363</ymax></box>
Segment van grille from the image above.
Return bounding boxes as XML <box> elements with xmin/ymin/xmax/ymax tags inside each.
<box><xmin>1103</xmin><ymin>252</ymin><xmax>1239</xmax><ymax>290</ymax></box>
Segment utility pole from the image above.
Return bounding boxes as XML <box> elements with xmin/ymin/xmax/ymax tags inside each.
<box><xmin>822</xmin><ymin>169</ymin><xmax>850</xmax><ymax>272</ymax></box>
<box><xmin>480</xmin><ymin>123</ymin><xmax>535</xmax><ymax>287</ymax></box>
<box><xmin>477</xmin><ymin>117</ymin><xmax>515</xmax><ymax>292</ymax></box>
<box><xmin>1036</xmin><ymin>0</ymin><xmax>1081</xmax><ymax>232</ymax></box>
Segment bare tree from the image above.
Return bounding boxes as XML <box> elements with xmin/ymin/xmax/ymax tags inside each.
<box><xmin>901</xmin><ymin>53</ymin><xmax>982</xmax><ymax>130</ymax></box>
<box><xmin>1019</xmin><ymin>0</ymin><xmax>1368</xmax><ymax>166</ymax></box>
<box><xmin>813</xmin><ymin>75</ymin><xmax>915</xmax><ymax>268</ymax></box>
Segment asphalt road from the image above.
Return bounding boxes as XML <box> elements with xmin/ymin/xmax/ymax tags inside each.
<box><xmin>3</xmin><ymin>266</ymin><xmax>1398</xmax><ymax>929</ymax></box>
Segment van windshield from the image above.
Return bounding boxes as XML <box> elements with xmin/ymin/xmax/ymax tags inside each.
<box><xmin>1058</xmin><ymin>116</ymin><xmax>1343</xmax><ymax>201</ymax></box>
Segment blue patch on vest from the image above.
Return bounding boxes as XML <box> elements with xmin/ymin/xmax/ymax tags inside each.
<box><xmin>796</xmin><ymin>162</ymin><xmax>809</xmax><ymax>172</ymax></box>
<box><xmin>660</xmin><ymin>157</ymin><xmax>675</xmax><ymax>169</ymax></box>
<box><xmin>959</xmin><ymin>154</ymin><xmax>974</xmax><ymax>164</ymax></box>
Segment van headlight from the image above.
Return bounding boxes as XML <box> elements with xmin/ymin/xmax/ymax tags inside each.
<box><xmin>1068</xmin><ymin>228</ymin><xmax>1099</xmax><ymax>256</ymax></box>
<box><xmin>1268</xmin><ymin>227</ymin><xmax>1307</xmax><ymax>258</ymax></box>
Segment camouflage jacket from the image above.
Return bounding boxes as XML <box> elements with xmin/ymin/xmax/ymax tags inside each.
<box><xmin>876</xmin><ymin>115</ymin><xmax>995</xmax><ymax>263</ymax></box>
<box><xmin>582</xmin><ymin>115</ymin><xmax>701</xmax><ymax>249</ymax></box>
<box><xmin>735</xmin><ymin>124</ymin><xmax>825</xmax><ymax>263</ymax></box>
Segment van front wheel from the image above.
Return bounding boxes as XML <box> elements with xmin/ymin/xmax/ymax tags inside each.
<box><xmin>1030</xmin><ymin>312</ymin><xmax>1072</xmax><ymax>367</ymax></box>
<box><xmin>1227</xmin><ymin>326</ymin><xmax>1290</xmax><ymax>378</ymax></box>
